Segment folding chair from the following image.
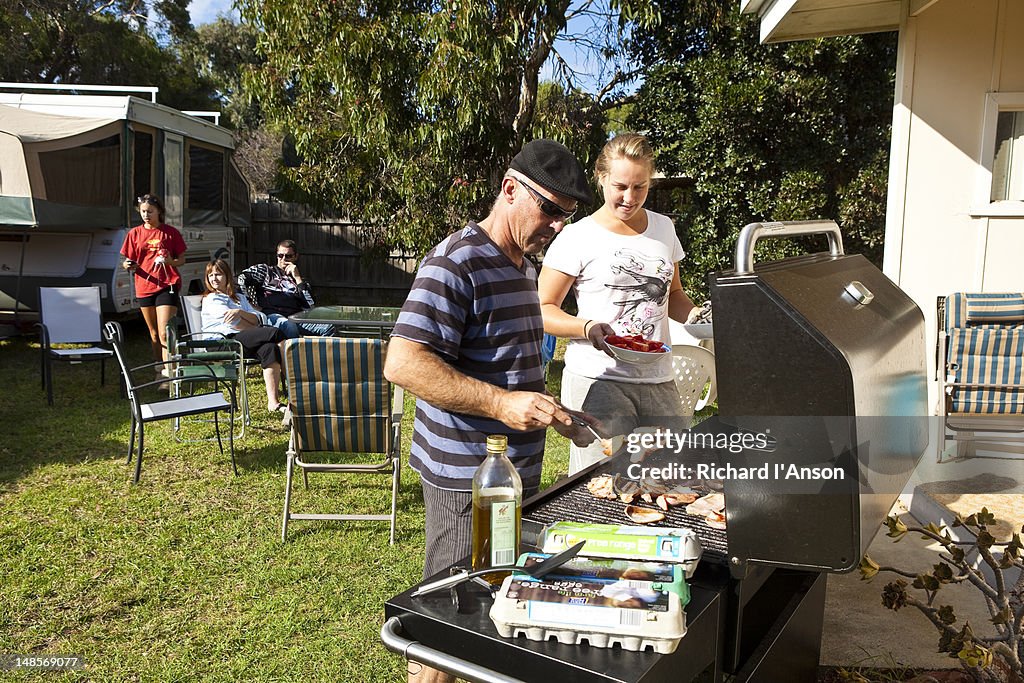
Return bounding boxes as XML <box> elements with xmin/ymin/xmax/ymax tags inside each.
<box><xmin>671</xmin><ymin>345</ymin><xmax>717</xmax><ymax>424</ymax></box>
<box><xmin>38</xmin><ymin>286</ymin><xmax>114</xmax><ymax>406</ymax></box>
<box><xmin>936</xmin><ymin>292</ymin><xmax>1024</xmax><ymax>461</ymax></box>
<box><xmin>166</xmin><ymin>294</ymin><xmax>250</xmax><ymax>437</ymax></box>
<box><xmin>104</xmin><ymin>321</ymin><xmax>237</xmax><ymax>482</ymax></box>
<box><xmin>281</xmin><ymin>337</ymin><xmax>403</xmax><ymax>543</ymax></box>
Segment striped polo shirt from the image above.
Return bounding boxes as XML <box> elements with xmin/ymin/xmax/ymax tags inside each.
<box><xmin>391</xmin><ymin>222</ymin><xmax>547</xmax><ymax>491</ymax></box>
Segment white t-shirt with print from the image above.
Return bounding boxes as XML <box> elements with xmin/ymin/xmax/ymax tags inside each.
<box><xmin>542</xmin><ymin>210</ymin><xmax>684</xmax><ymax>383</ymax></box>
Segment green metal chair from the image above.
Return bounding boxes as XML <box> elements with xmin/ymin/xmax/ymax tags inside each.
<box><xmin>281</xmin><ymin>337</ymin><xmax>403</xmax><ymax>543</ymax></box>
<box><xmin>166</xmin><ymin>294</ymin><xmax>250</xmax><ymax>438</ymax></box>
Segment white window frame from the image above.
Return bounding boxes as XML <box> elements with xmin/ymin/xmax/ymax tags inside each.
<box><xmin>972</xmin><ymin>92</ymin><xmax>1024</xmax><ymax>217</ymax></box>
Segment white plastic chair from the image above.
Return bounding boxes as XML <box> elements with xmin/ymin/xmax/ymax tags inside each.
<box><xmin>38</xmin><ymin>286</ymin><xmax>114</xmax><ymax>406</ymax></box>
<box><xmin>671</xmin><ymin>345</ymin><xmax>717</xmax><ymax>418</ymax></box>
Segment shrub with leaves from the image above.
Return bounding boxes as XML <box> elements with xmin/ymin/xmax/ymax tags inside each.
<box><xmin>860</xmin><ymin>509</ymin><xmax>1024</xmax><ymax>682</ymax></box>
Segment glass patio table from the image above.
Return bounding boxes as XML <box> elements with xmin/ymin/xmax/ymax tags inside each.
<box><xmin>289</xmin><ymin>305</ymin><xmax>402</xmax><ymax>338</ymax></box>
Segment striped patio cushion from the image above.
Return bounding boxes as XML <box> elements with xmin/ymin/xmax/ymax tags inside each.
<box><xmin>944</xmin><ymin>292</ymin><xmax>1024</xmax><ymax>330</ymax></box>
<box><xmin>947</xmin><ymin>327</ymin><xmax>1024</xmax><ymax>414</ymax></box>
<box><xmin>284</xmin><ymin>338</ymin><xmax>392</xmax><ymax>453</ymax></box>
<box><xmin>967</xmin><ymin>296</ymin><xmax>1024</xmax><ymax>323</ymax></box>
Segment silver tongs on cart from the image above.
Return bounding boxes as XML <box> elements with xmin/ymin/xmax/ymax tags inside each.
<box><xmin>412</xmin><ymin>541</ymin><xmax>586</xmax><ymax>598</ymax></box>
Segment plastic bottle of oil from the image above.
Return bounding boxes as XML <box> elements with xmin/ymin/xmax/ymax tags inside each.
<box><xmin>471</xmin><ymin>435</ymin><xmax>522</xmax><ymax>572</ymax></box>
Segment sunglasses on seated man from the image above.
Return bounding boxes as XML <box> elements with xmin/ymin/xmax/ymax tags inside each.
<box><xmin>512</xmin><ymin>177</ymin><xmax>576</xmax><ymax>221</ymax></box>
<box><xmin>277</xmin><ymin>252</ymin><xmax>296</xmax><ymax>261</ymax></box>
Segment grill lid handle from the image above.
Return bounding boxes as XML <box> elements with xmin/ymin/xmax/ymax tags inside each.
<box><xmin>735</xmin><ymin>220</ymin><xmax>844</xmax><ymax>275</ymax></box>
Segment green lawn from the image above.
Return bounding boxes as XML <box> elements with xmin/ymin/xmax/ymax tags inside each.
<box><xmin>0</xmin><ymin>319</ymin><xmax>571</xmax><ymax>682</ymax></box>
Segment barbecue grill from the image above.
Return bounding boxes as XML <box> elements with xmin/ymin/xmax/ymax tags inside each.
<box><xmin>383</xmin><ymin>220</ymin><xmax>930</xmax><ymax>682</ymax></box>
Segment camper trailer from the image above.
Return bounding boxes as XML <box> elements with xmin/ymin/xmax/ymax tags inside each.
<box><xmin>0</xmin><ymin>85</ymin><xmax>250</xmax><ymax>314</ymax></box>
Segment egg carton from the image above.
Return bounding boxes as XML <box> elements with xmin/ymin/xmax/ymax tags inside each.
<box><xmin>489</xmin><ymin>574</ymin><xmax>687</xmax><ymax>654</ymax></box>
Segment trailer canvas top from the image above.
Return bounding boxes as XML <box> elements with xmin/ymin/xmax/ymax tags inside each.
<box><xmin>0</xmin><ymin>89</ymin><xmax>249</xmax><ymax>314</ymax></box>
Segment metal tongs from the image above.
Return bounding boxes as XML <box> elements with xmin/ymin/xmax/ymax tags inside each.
<box><xmin>411</xmin><ymin>541</ymin><xmax>587</xmax><ymax>598</ymax></box>
<box><xmin>570</xmin><ymin>414</ymin><xmax>604</xmax><ymax>444</ymax></box>
<box><xmin>570</xmin><ymin>415</ymin><xmax>621</xmax><ymax>456</ymax></box>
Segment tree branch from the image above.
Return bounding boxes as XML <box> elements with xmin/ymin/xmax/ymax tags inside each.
<box><xmin>905</xmin><ymin>594</ymin><xmax>961</xmax><ymax>640</ymax></box>
<box><xmin>978</xmin><ymin>545</ymin><xmax>1007</xmax><ymax>598</ymax></box>
<box><xmin>875</xmin><ymin>565</ymin><xmax>920</xmax><ymax>580</ymax></box>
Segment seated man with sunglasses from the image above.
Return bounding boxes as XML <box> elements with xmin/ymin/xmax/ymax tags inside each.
<box><xmin>237</xmin><ymin>240</ymin><xmax>333</xmax><ymax>338</ymax></box>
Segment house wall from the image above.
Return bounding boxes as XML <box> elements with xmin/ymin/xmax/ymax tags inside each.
<box><xmin>885</xmin><ymin>0</ymin><xmax>1024</xmax><ymax>411</ymax></box>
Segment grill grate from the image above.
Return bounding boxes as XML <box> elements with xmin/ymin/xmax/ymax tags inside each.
<box><xmin>524</xmin><ymin>479</ymin><xmax>729</xmax><ymax>561</ymax></box>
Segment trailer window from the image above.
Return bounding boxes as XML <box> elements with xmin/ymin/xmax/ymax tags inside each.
<box><xmin>39</xmin><ymin>133</ymin><xmax>120</xmax><ymax>206</ymax></box>
<box><xmin>133</xmin><ymin>130</ymin><xmax>154</xmax><ymax>202</ymax></box>
<box><xmin>228</xmin><ymin>158</ymin><xmax>251</xmax><ymax>227</ymax></box>
<box><xmin>187</xmin><ymin>144</ymin><xmax>224</xmax><ymax>212</ymax></box>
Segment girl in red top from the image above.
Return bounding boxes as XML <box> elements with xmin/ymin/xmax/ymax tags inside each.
<box><xmin>120</xmin><ymin>194</ymin><xmax>187</xmax><ymax>369</ymax></box>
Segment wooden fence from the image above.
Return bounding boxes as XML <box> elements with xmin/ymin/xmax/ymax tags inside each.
<box><xmin>236</xmin><ymin>201</ymin><xmax>418</xmax><ymax>307</ymax></box>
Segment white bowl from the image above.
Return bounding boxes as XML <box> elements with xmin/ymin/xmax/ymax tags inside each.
<box><xmin>605</xmin><ymin>337</ymin><xmax>671</xmax><ymax>364</ymax></box>
<box><xmin>682</xmin><ymin>323</ymin><xmax>714</xmax><ymax>340</ymax></box>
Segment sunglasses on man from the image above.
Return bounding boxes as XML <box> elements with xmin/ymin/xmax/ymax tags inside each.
<box><xmin>277</xmin><ymin>252</ymin><xmax>296</xmax><ymax>261</ymax></box>
<box><xmin>513</xmin><ymin>177</ymin><xmax>576</xmax><ymax>221</ymax></box>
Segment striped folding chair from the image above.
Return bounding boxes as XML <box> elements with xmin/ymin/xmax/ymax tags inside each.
<box><xmin>281</xmin><ymin>337</ymin><xmax>404</xmax><ymax>543</ymax></box>
<box><xmin>936</xmin><ymin>292</ymin><xmax>1024</xmax><ymax>460</ymax></box>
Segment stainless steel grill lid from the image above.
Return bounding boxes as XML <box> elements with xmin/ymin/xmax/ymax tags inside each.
<box><xmin>709</xmin><ymin>221</ymin><xmax>929</xmax><ymax>576</ymax></box>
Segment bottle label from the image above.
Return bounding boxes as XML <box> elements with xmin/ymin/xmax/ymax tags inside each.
<box><xmin>489</xmin><ymin>500</ymin><xmax>518</xmax><ymax>566</ymax></box>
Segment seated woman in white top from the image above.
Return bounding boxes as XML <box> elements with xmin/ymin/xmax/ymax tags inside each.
<box><xmin>201</xmin><ymin>259</ymin><xmax>287</xmax><ymax>413</ymax></box>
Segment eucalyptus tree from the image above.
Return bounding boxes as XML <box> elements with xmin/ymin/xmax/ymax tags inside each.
<box><xmin>239</xmin><ymin>0</ymin><xmax>659</xmax><ymax>255</ymax></box>
<box><xmin>185</xmin><ymin>18</ymin><xmax>264</xmax><ymax>129</ymax></box>
<box><xmin>629</xmin><ymin>3</ymin><xmax>896</xmax><ymax>298</ymax></box>
<box><xmin>0</xmin><ymin>0</ymin><xmax>215</xmax><ymax>111</ymax></box>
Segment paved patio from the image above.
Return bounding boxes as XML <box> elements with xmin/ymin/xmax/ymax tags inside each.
<box><xmin>821</xmin><ymin>443</ymin><xmax>1024</xmax><ymax>669</ymax></box>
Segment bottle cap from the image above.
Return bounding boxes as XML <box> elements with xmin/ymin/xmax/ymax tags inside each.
<box><xmin>486</xmin><ymin>435</ymin><xmax>508</xmax><ymax>452</ymax></box>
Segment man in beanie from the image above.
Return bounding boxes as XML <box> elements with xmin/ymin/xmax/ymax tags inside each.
<box><xmin>385</xmin><ymin>139</ymin><xmax>598</xmax><ymax>683</ymax></box>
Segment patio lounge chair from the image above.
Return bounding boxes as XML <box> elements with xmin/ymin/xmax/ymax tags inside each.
<box><xmin>281</xmin><ymin>337</ymin><xmax>403</xmax><ymax>543</ymax></box>
<box><xmin>936</xmin><ymin>292</ymin><xmax>1024</xmax><ymax>461</ymax></box>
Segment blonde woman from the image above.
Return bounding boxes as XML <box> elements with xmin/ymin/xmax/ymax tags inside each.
<box><xmin>201</xmin><ymin>259</ymin><xmax>287</xmax><ymax>413</ymax></box>
<box><xmin>538</xmin><ymin>133</ymin><xmax>701</xmax><ymax>474</ymax></box>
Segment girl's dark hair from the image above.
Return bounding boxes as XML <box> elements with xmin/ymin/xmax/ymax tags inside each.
<box><xmin>203</xmin><ymin>259</ymin><xmax>239</xmax><ymax>302</ymax></box>
<box><xmin>137</xmin><ymin>193</ymin><xmax>166</xmax><ymax>222</ymax></box>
